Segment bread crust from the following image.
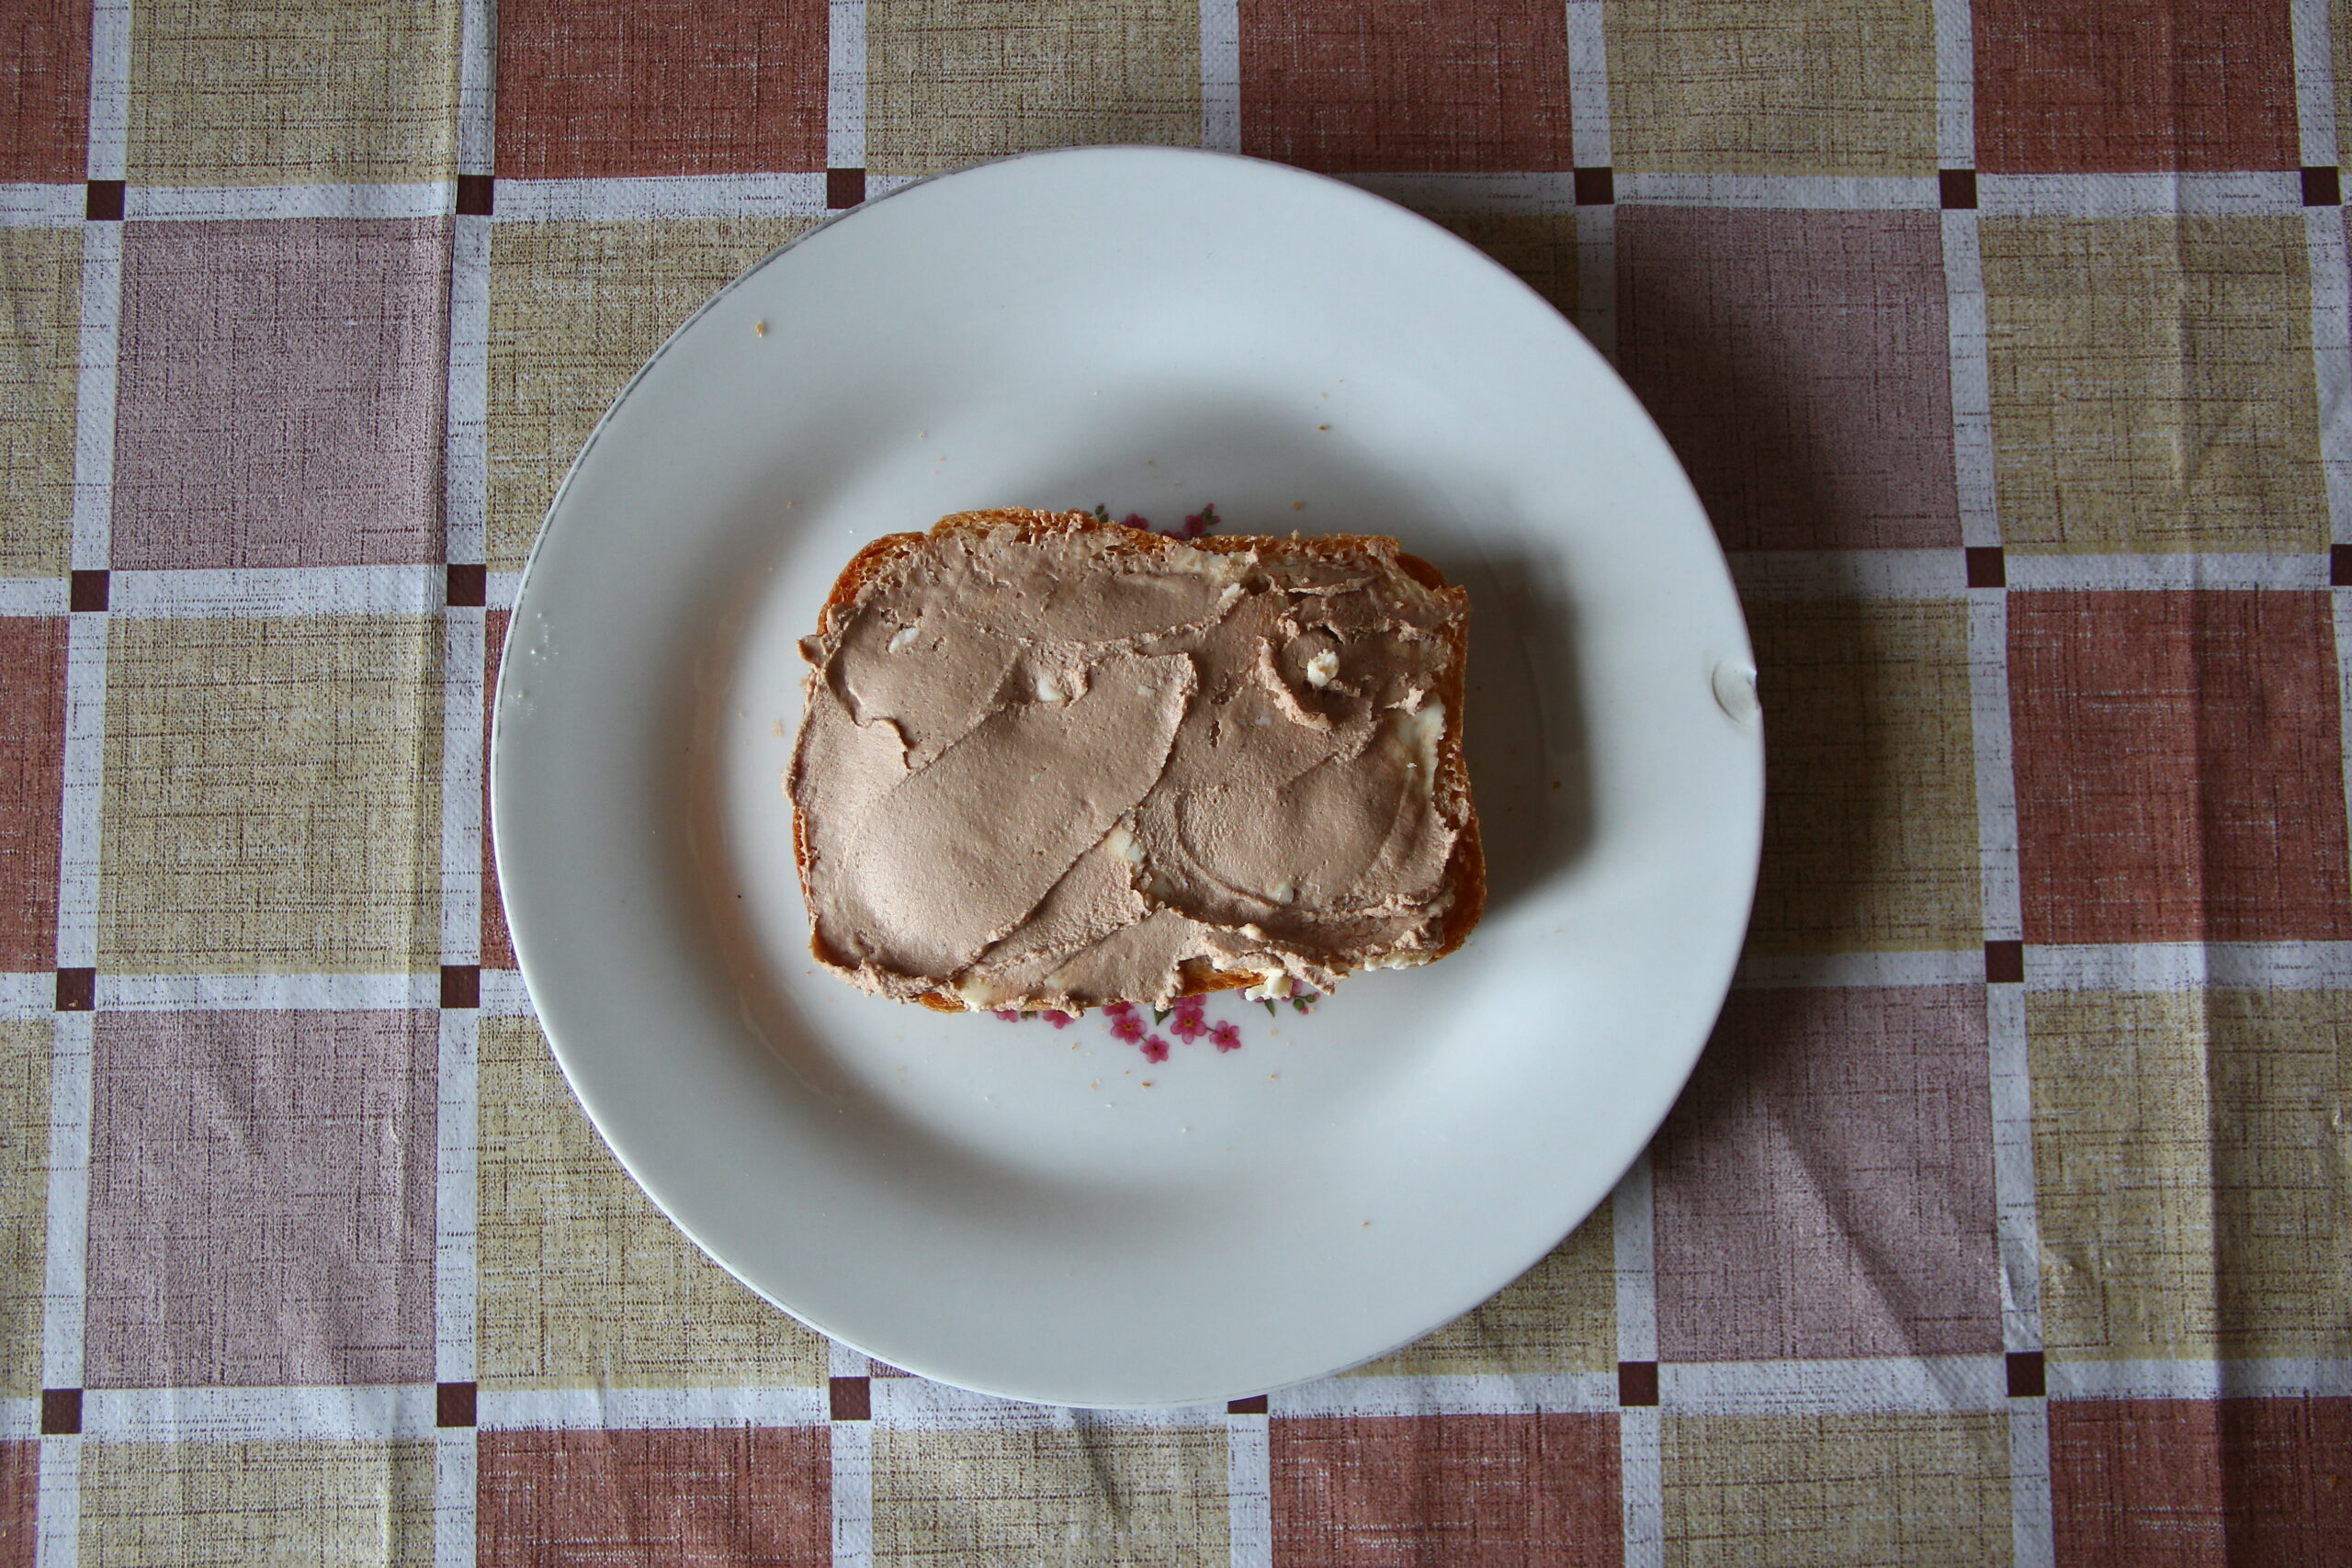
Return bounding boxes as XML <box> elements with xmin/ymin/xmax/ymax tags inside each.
<box><xmin>799</xmin><ymin>508</ymin><xmax>1485</xmax><ymax>1011</ymax></box>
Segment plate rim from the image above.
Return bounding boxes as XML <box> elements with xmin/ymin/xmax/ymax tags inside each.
<box><xmin>491</xmin><ymin>143</ymin><xmax>1763</xmax><ymax>1406</ymax></box>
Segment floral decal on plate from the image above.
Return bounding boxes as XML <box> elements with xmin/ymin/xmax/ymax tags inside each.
<box><xmin>985</xmin><ymin>502</ymin><xmax>1321</xmax><ymax>1063</ymax></box>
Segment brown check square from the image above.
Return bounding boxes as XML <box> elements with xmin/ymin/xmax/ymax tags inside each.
<box><xmin>2050</xmin><ymin>1398</ymin><xmax>2352</xmax><ymax>1566</ymax></box>
<box><xmin>2008</xmin><ymin>592</ymin><xmax>2352</xmax><ymax>945</ymax></box>
<box><xmin>0</xmin><ymin>617</ymin><xmax>64</xmax><ymax>971</ymax></box>
<box><xmin>495</xmin><ymin>0</ymin><xmax>827</xmax><ymax>180</ymax></box>
<box><xmin>1975</xmin><ymin>0</ymin><xmax>2299</xmax><ymax>173</ymax></box>
<box><xmin>1238</xmin><ymin>0</ymin><xmax>1575</xmax><ymax>173</ymax></box>
<box><xmin>1272</xmin><ymin>1415</ymin><xmax>1621</xmax><ymax>1567</ymax></box>
<box><xmin>479</xmin><ymin>1428</ymin><xmax>831</xmax><ymax>1568</ymax></box>
<box><xmin>0</xmin><ymin>1439</ymin><xmax>28</xmax><ymax>1568</ymax></box>
<box><xmin>0</xmin><ymin>0</ymin><xmax>88</xmax><ymax>182</ymax></box>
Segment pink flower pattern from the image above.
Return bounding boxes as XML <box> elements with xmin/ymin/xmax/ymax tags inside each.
<box><xmin>978</xmin><ymin>506</ymin><xmax>1338</xmax><ymax>1067</ymax></box>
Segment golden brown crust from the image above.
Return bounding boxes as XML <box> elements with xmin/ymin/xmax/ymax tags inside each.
<box><xmin>802</xmin><ymin>508</ymin><xmax>1485</xmax><ymax>1011</ymax></box>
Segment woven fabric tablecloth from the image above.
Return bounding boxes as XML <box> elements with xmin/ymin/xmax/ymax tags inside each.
<box><xmin>4</xmin><ymin>0</ymin><xmax>2350</xmax><ymax>1562</ymax></box>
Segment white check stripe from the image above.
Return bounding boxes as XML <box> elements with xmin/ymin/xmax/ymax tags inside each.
<box><xmin>1226</xmin><ymin>1412</ymin><xmax>1271</xmax><ymax>1568</ymax></box>
<box><xmin>830</xmin><ymin>1341</ymin><xmax>870</xmax><ymax>1378</ymax></box>
<box><xmin>85</xmin><ymin>0</ymin><xmax>130</xmax><ymax>182</ymax></box>
<box><xmin>39</xmin><ymin>1014</ymin><xmax>91</xmax><ymax>1390</ymax></box>
<box><xmin>126</xmin><ymin>184</ymin><xmax>458</xmax><ymax>221</ymax></box>
<box><xmin>456</xmin><ymin>0</ymin><xmax>495</xmax><ymax>176</ymax></box>
<box><xmin>2309</xmin><ymin>207</ymin><xmax>2352</xmax><ymax>547</ymax></box>
<box><xmin>869</xmin><ymin>1380</ymin><xmax>1220</xmax><ymax>1429</ymax></box>
<box><xmin>1619</xmin><ymin>1407</ymin><xmax>1663</xmax><ymax>1568</ymax></box>
<box><xmin>0</xmin><ymin>974</ymin><xmax>48</xmax><ymax>1018</ymax></box>
<box><xmin>84</xmin><ymin>1384</ymin><xmax>439</xmax><ymax>1442</ymax></box>
<box><xmin>477</xmin><ymin>1386</ymin><xmax>830</xmax><ymax>1430</ymax></box>
<box><xmin>1977</xmin><ymin>171</ymin><xmax>2305</xmax><ymax>217</ymax></box>
<box><xmin>2025</xmin><ymin>941</ymin><xmax>2352</xmax><ymax>991</ymax></box>
<box><xmin>1942</xmin><ymin>210</ymin><xmax>2002</xmax><ymax>547</ymax></box>
<box><xmin>1198</xmin><ymin>0</ymin><xmax>1241</xmax><ymax>155</ymax></box>
<box><xmin>434</xmin><ymin>1427</ymin><xmax>476</xmax><ymax>1568</ymax></box>
<box><xmin>2293</xmin><ymin>0</ymin><xmax>2341</xmax><ymax>167</ymax></box>
<box><xmin>1932</xmin><ymin>0</ymin><xmax>1975</xmax><ymax>168</ymax></box>
<box><xmin>1272</xmin><ymin>1372</ymin><xmax>1616</xmax><ymax>1418</ymax></box>
<box><xmin>829</xmin><ymin>0</ymin><xmax>868</xmax><ymax>170</ymax></box>
<box><xmin>1661</xmin><ymin>1355</ymin><xmax>2009</xmax><ymax>1415</ymax></box>
<box><xmin>831</xmin><ymin>1420</ymin><xmax>875</xmax><ymax>1568</ymax></box>
<box><xmin>1343</xmin><ymin>172</ymin><xmax>1581</xmax><ymax>216</ymax></box>
<box><xmin>0</xmin><ymin>1398</ymin><xmax>35</xmax><ymax>1441</ymax></box>
<box><xmin>435</xmin><ymin>1011</ymin><xmax>479</xmax><ymax>1385</ymax></box>
<box><xmin>107</xmin><ymin>565</ymin><xmax>441</xmax><ymax>617</ymax></box>
<box><xmin>1619</xmin><ymin>174</ymin><xmax>1939</xmax><ymax>210</ymax></box>
<box><xmin>1968</xmin><ymin>597</ymin><xmax>2023</xmax><ymax>942</ymax></box>
<box><xmin>2004</xmin><ymin>552</ymin><xmax>2329</xmax><ymax>591</ymax></box>
<box><xmin>2048</xmin><ymin>1358</ymin><xmax>2352</xmax><ymax>1400</ymax></box>
<box><xmin>1728</xmin><ymin>549</ymin><xmax>1965</xmax><ymax>600</ymax></box>
<box><xmin>0</xmin><ymin>185</ymin><xmax>82</xmax><ymax>227</ymax></box>
<box><xmin>54</xmin><ymin>615</ymin><xmax>106</xmax><ymax>971</ymax></box>
<box><xmin>1986</xmin><ymin>984</ymin><xmax>2044</xmax><ymax>1351</ymax></box>
<box><xmin>96</xmin><ymin>973</ymin><xmax>440</xmax><ymax>1011</ymax></box>
<box><xmin>0</xmin><ymin>579</ymin><xmax>68</xmax><ymax>615</ymax></box>
<box><xmin>1735</xmin><ymin>950</ymin><xmax>1984</xmax><ymax>988</ymax></box>
<box><xmin>34</xmin><ymin>1435</ymin><xmax>77</xmax><ymax>1568</ymax></box>
<box><xmin>2008</xmin><ymin>1404</ymin><xmax>2055</xmax><ymax>1568</ymax></box>
<box><xmin>1612</xmin><ymin>1150</ymin><xmax>1658</xmax><ymax>1363</ymax></box>
<box><xmin>488</xmin><ymin>569</ymin><xmax>524</xmax><ymax>610</ymax></box>
<box><xmin>1566</xmin><ymin>1</ymin><xmax>1611</xmax><ymax>167</ymax></box>
<box><xmin>1576</xmin><ymin>204</ymin><xmax>1616</xmax><ymax>363</ymax></box>
<box><xmin>69</xmin><ymin>221</ymin><xmax>119</xmax><ymax>573</ymax></box>
<box><xmin>444</xmin><ymin>219</ymin><xmax>491</xmax><ymax>569</ymax></box>
<box><xmin>480</xmin><ymin>969</ymin><xmax>537</xmax><ymax>1016</ymax></box>
<box><xmin>494</xmin><ymin>174</ymin><xmax>828</xmax><ymax>222</ymax></box>
<box><xmin>441</xmin><ymin>608</ymin><xmax>486</xmax><ymax>964</ymax></box>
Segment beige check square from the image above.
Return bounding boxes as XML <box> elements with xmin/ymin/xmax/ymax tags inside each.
<box><xmin>1350</xmin><ymin>1207</ymin><xmax>1614</xmax><ymax>1377</ymax></box>
<box><xmin>2030</xmin><ymin>990</ymin><xmax>2352</xmax><ymax>1361</ymax></box>
<box><xmin>476</xmin><ymin>1017</ymin><xmax>826</xmax><ymax>1389</ymax></box>
<box><xmin>80</xmin><ymin>1439</ymin><xmax>435</xmax><ymax>1565</ymax></box>
<box><xmin>1983</xmin><ymin>216</ymin><xmax>2327</xmax><ymax>553</ymax></box>
<box><xmin>0</xmin><ymin>1020</ymin><xmax>47</xmax><ymax>1399</ymax></box>
<box><xmin>1662</xmin><ymin>1414</ymin><xmax>2011</xmax><ymax>1568</ymax></box>
<box><xmin>0</xmin><ymin>228</ymin><xmax>78</xmax><ymax>579</ymax></box>
<box><xmin>866</xmin><ymin>0</ymin><xmax>1202</xmax><ymax>178</ymax></box>
<box><xmin>98</xmin><ymin>615</ymin><xmax>441</xmax><ymax>975</ymax></box>
<box><xmin>1606</xmin><ymin>0</ymin><xmax>1938</xmax><ymax>175</ymax></box>
<box><xmin>128</xmin><ymin>0</ymin><xmax>463</xmax><ymax>185</ymax></box>
<box><xmin>1745</xmin><ymin>598</ymin><xmax>1982</xmax><ymax>954</ymax></box>
<box><xmin>875</xmin><ymin>1425</ymin><xmax>1228</xmax><ymax>1567</ymax></box>
<box><xmin>1430</xmin><ymin>213</ymin><xmax>1579</xmax><ymax>321</ymax></box>
<box><xmin>486</xmin><ymin>218</ymin><xmax>819</xmax><ymax>571</ymax></box>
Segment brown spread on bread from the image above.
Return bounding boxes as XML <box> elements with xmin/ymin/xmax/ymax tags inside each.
<box><xmin>788</xmin><ymin>509</ymin><xmax>1482</xmax><ymax>1010</ymax></box>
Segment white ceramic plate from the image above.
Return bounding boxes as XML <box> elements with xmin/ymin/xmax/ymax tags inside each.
<box><xmin>492</xmin><ymin>146</ymin><xmax>1761</xmax><ymax>1407</ymax></box>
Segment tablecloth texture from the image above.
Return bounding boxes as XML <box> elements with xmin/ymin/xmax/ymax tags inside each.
<box><xmin>3</xmin><ymin>0</ymin><xmax>2349</xmax><ymax>1562</ymax></box>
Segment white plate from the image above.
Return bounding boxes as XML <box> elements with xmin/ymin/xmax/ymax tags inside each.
<box><xmin>492</xmin><ymin>146</ymin><xmax>1761</xmax><ymax>1408</ymax></box>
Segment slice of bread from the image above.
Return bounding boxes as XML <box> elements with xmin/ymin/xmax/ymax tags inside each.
<box><xmin>788</xmin><ymin>508</ymin><xmax>1483</xmax><ymax>1012</ymax></box>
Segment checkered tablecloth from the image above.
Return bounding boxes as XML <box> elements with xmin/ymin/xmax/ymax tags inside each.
<box><xmin>3</xmin><ymin>0</ymin><xmax>2349</xmax><ymax>1562</ymax></box>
